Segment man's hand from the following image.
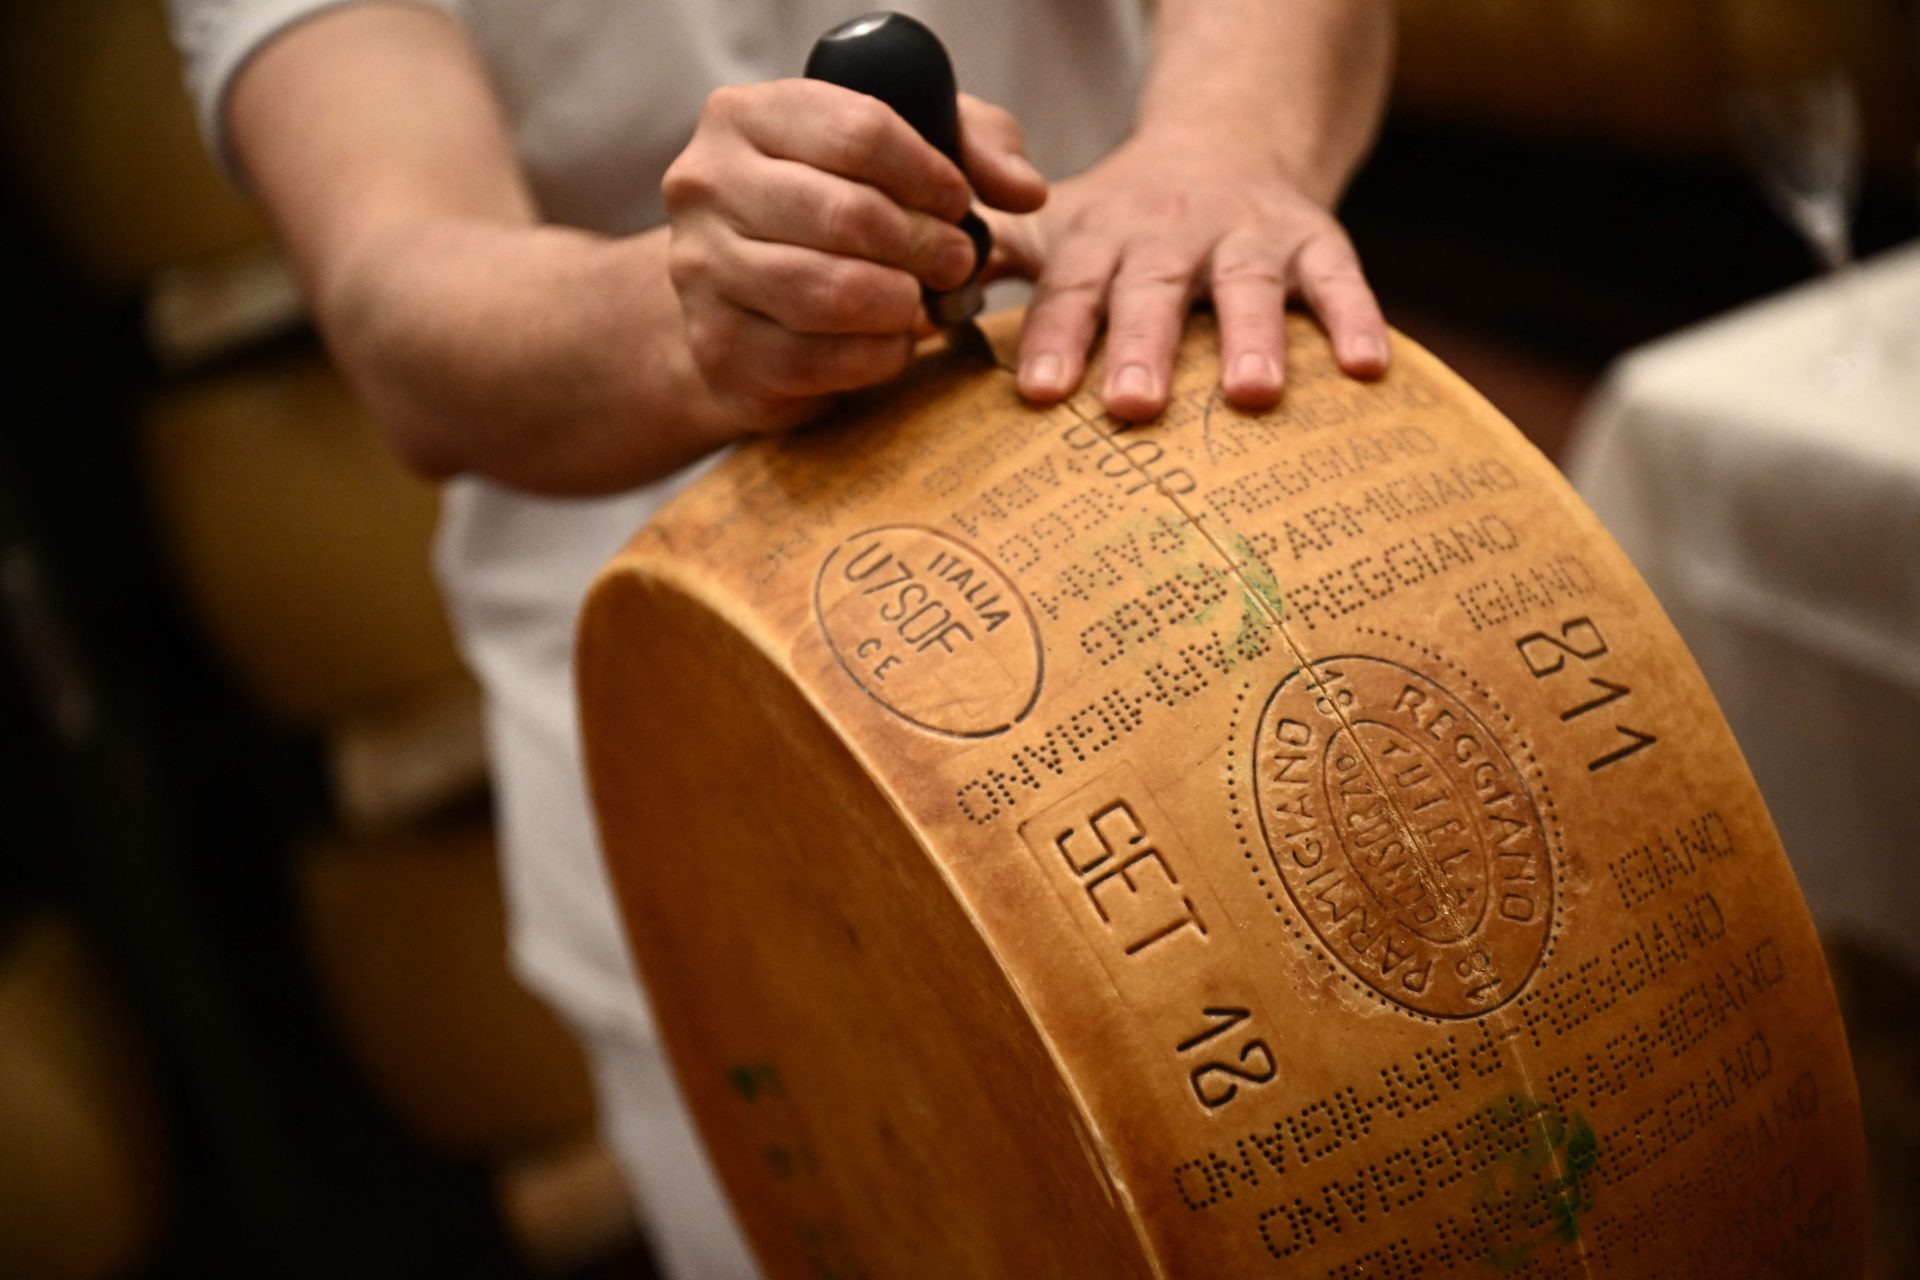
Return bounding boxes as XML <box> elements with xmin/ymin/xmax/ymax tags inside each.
<box><xmin>225</xmin><ymin>1</ymin><xmax>1390</xmax><ymax>495</ymax></box>
<box><xmin>663</xmin><ymin>82</ymin><xmax>1045</xmax><ymax>430</ymax></box>
<box><xmin>990</xmin><ymin>127</ymin><xmax>1388</xmax><ymax>421</ymax></box>
<box><xmin>986</xmin><ymin>0</ymin><xmax>1395</xmax><ymax>423</ymax></box>
<box><xmin>226</xmin><ymin>7</ymin><xmax>1050</xmax><ymax>494</ymax></box>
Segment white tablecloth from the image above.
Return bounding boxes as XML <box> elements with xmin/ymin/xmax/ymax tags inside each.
<box><xmin>1568</xmin><ymin>242</ymin><xmax>1920</xmax><ymax>976</ymax></box>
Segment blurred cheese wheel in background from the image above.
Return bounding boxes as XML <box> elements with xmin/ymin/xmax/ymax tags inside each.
<box><xmin>0</xmin><ymin>0</ymin><xmax>264</xmax><ymax>290</ymax></box>
<box><xmin>578</xmin><ymin>311</ymin><xmax>1867</xmax><ymax>1278</ymax></box>
<box><xmin>0</xmin><ymin>916</ymin><xmax>165</xmax><ymax>1280</ymax></box>
<box><xmin>297</xmin><ymin>820</ymin><xmax>596</xmax><ymax>1156</ymax></box>
<box><xmin>141</xmin><ymin>355</ymin><xmax>464</xmax><ymax>726</ymax></box>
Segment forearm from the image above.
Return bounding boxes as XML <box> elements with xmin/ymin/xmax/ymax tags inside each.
<box><xmin>1135</xmin><ymin>0</ymin><xmax>1394</xmax><ymax>204</ymax></box>
<box><xmin>227</xmin><ymin>3</ymin><xmax>729</xmax><ymax>494</ymax></box>
<box><xmin>317</xmin><ymin>216</ymin><xmax>729</xmax><ymax>493</ymax></box>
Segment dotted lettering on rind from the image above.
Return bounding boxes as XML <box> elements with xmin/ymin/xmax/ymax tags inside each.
<box><xmin>1163</xmin><ymin>917</ymin><xmax>1791</xmax><ymax>1264</ymax></box>
<box><xmin>1233</xmin><ymin>631</ymin><xmax>1564</xmax><ymax>1021</ymax></box>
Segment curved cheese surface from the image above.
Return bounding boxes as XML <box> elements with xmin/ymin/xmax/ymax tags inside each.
<box><xmin>579</xmin><ymin>312</ymin><xmax>1867</xmax><ymax>1279</ymax></box>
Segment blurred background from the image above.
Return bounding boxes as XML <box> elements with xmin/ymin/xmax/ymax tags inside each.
<box><xmin>0</xmin><ymin>0</ymin><xmax>1915</xmax><ymax>1277</ymax></box>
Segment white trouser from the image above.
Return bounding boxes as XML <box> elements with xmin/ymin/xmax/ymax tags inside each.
<box><xmin>572</xmin><ymin>1017</ymin><xmax>764</xmax><ymax>1280</ymax></box>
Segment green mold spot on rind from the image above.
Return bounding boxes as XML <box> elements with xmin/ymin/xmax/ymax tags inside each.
<box><xmin>724</xmin><ymin>1060</ymin><xmax>785</xmax><ymax>1101</ymax></box>
<box><xmin>1230</xmin><ymin>533</ymin><xmax>1288</xmax><ymax>628</ymax></box>
<box><xmin>1469</xmin><ymin>1096</ymin><xmax>1601</xmax><ymax>1272</ymax></box>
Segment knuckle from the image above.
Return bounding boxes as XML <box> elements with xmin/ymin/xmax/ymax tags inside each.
<box><xmin>829</xmin><ymin>102</ymin><xmax>891</xmax><ymax>171</ymax></box>
<box><xmin>1301</xmin><ymin>259</ymin><xmax>1361</xmax><ymax>292</ymax></box>
<box><xmin>1213</xmin><ymin>255</ymin><xmax>1286</xmax><ymax>288</ymax></box>
<box><xmin>770</xmin><ymin>255</ymin><xmax>864</xmax><ymax>330</ymax></box>
<box><xmin>826</xmin><ymin>260</ymin><xmax>914</xmax><ymax>329</ymax></box>
<box><xmin>684</xmin><ymin>312</ymin><xmax>734</xmax><ymax>378</ymax></box>
<box><xmin>1106</xmin><ymin>324</ymin><xmax>1167</xmax><ymax>350</ymax></box>
<box><xmin>807</xmin><ymin>258</ymin><xmax>866</xmax><ymax>321</ymax></box>
<box><xmin>660</xmin><ymin>154</ymin><xmax>715</xmax><ymax>212</ymax></box>
<box><xmin>1029</xmin><ymin>282</ymin><xmax>1105</xmax><ymax>332</ymax></box>
<box><xmin>1115</xmin><ymin>254</ymin><xmax>1192</xmax><ymax>291</ymax></box>
<box><xmin>703</xmin><ymin>83</ymin><xmax>749</xmax><ymax>122</ymax></box>
<box><xmin>1064</xmin><ymin>204</ymin><xmax>1118</xmax><ymax>238</ymax></box>
<box><xmin>1295</xmin><ymin>227</ymin><xmax>1359</xmax><ymax>270</ymax></box>
<box><xmin>817</xmin><ymin>188</ymin><xmax>880</xmax><ymax>251</ymax></box>
<box><xmin>1035</xmin><ymin>262</ymin><xmax>1109</xmax><ymax>301</ymax></box>
<box><xmin>905</xmin><ymin>215</ymin><xmax>949</xmax><ymax>265</ymax></box>
<box><xmin>665</xmin><ymin>234</ymin><xmax>710</xmax><ymax>291</ymax></box>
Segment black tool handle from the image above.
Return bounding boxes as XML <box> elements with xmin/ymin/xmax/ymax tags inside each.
<box><xmin>805</xmin><ymin>12</ymin><xmax>989</xmax><ymax>325</ymax></box>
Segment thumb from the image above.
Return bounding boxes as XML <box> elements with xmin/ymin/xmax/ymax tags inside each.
<box><xmin>957</xmin><ymin>94</ymin><xmax>1047</xmax><ymax>213</ymax></box>
<box><xmin>977</xmin><ymin>207</ymin><xmax>1046</xmax><ymax>283</ymax></box>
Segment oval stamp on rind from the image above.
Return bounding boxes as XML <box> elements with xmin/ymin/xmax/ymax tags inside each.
<box><xmin>814</xmin><ymin>525</ymin><xmax>1044</xmax><ymax>739</ymax></box>
<box><xmin>1251</xmin><ymin>654</ymin><xmax>1553</xmax><ymax>1017</ymax></box>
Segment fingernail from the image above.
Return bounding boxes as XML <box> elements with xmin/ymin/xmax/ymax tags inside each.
<box><xmin>1023</xmin><ymin>352</ymin><xmax>1064</xmax><ymax>395</ymax></box>
<box><xmin>1347</xmin><ymin>334</ymin><xmax>1388</xmax><ymax>370</ymax></box>
<box><xmin>1007</xmin><ymin>154</ymin><xmax>1043</xmax><ymax>187</ymax></box>
<box><xmin>1233</xmin><ymin>351</ymin><xmax>1279</xmax><ymax>391</ymax></box>
<box><xmin>1109</xmin><ymin>362</ymin><xmax>1155</xmax><ymax>406</ymax></box>
<box><xmin>938</xmin><ymin>237</ymin><xmax>975</xmax><ymax>284</ymax></box>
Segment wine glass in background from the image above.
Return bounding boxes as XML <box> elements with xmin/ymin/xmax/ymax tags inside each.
<box><xmin>1730</xmin><ymin>70</ymin><xmax>1880</xmax><ymax>395</ymax></box>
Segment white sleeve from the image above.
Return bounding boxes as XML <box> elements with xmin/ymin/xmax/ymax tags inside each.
<box><xmin>164</xmin><ymin>0</ymin><xmax>460</xmax><ymax>179</ymax></box>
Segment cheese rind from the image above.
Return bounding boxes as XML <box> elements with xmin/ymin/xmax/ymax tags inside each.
<box><xmin>579</xmin><ymin>312</ymin><xmax>1867</xmax><ymax>1279</ymax></box>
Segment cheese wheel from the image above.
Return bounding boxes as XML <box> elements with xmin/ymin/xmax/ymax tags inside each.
<box><xmin>578</xmin><ymin>312</ymin><xmax>1866</xmax><ymax>1278</ymax></box>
